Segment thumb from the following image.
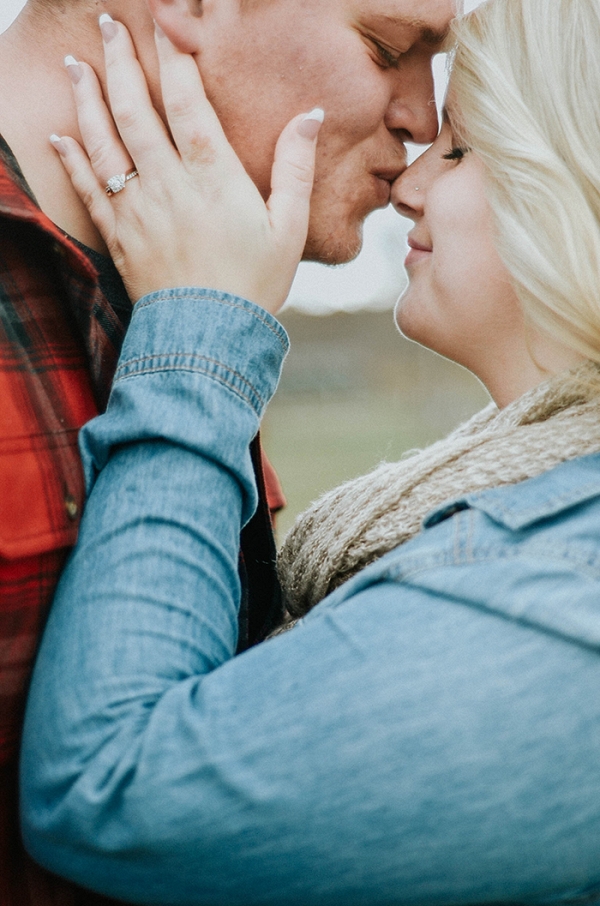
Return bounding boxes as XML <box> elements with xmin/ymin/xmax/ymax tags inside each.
<box><xmin>267</xmin><ymin>108</ymin><xmax>324</xmax><ymax>255</ymax></box>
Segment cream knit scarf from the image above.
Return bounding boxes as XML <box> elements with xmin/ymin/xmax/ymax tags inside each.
<box><xmin>277</xmin><ymin>361</ymin><xmax>600</xmax><ymax>620</ymax></box>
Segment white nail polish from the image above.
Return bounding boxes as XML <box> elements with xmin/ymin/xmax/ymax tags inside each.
<box><xmin>64</xmin><ymin>55</ymin><xmax>83</xmax><ymax>84</ymax></box>
<box><xmin>99</xmin><ymin>12</ymin><xmax>118</xmax><ymax>41</ymax></box>
<box><xmin>297</xmin><ymin>108</ymin><xmax>325</xmax><ymax>139</ymax></box>
<box><xmin>303</xmin><ymin>108</ymin><xmax>325</xmax><ymax>124</ymax></box>
<box><xmin>49</xmin><ymin>134</ymin><xmax>67</xmax><ymax>156</ymax></box>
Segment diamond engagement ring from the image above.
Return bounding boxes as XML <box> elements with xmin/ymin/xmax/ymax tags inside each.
<box><xmin>105</xmin><ymin>169</ymin><xmax>139</xmax><ymax>196</ymax></box>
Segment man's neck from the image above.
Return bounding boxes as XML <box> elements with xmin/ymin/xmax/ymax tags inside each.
<box><xmin>0</xmin><ymin>0</ymin><xmax>156</xmax><ymax>253</ymax></box>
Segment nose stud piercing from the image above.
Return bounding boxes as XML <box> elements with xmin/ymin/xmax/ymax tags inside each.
<box><xmin>414</xmin><ymin>187</ymin><xmax>420</xmax><ymax>191</ymax></box>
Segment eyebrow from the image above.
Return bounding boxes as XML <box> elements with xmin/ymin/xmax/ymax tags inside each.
<box><xmin>377</xmin><ymin>14</ymin><xmax>451</xmax><ymax>48</ymax></box>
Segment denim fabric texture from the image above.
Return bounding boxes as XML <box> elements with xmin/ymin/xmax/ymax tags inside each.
<box><xmin>21</xmin><ymin>290</ymin><xmax>600</xmax><ymax>906</ymax></box>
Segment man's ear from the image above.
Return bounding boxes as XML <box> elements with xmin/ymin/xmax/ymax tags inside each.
<box><xmin>145</xmin><ymin>0</ymin><xmax>206</xmax><ymax>53</ymax></box>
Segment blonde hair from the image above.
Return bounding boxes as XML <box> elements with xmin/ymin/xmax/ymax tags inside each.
<box><xmin>450</xmin><ymin>0</ymin><xmax>600</xmax><ymax>361</ymax></box>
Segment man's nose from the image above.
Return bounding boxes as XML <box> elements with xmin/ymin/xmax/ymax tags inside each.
<box><xmin>384</xmin><ymin>62</ymin><xmax>439</xmax><ymax>145</ymax></box>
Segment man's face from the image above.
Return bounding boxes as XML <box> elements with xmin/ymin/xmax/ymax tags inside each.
<box><xmin>195</xmin><ymin>0</ymin><xmax>454</xmax><ymax>264</ymax></box>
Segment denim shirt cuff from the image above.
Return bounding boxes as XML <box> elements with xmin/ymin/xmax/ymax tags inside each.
<box><xmin>79</xmin><ymin>289</ymin><xmax>289</xmax><ymax>497</ymax></box>
<box><xmin>120</xmin><ymin>288</ymin><xmax>289</xmax><ymax>416</ymax></box>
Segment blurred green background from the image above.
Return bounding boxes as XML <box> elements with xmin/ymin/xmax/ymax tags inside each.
<box><xmin>262</xmin><ymin>309</ymin><xmax>490</xmax><ymax>540</ymax></box>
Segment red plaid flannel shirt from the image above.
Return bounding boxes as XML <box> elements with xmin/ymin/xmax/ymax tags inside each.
<box><xmin>0</xmin><ymin>141</ymin><xmax>285</xmax><ymax>904</ymax></box>
<box><xmin>0</xmin><ymin>139</ymin><xmax>132</xmax><ymax>904</ymax></box>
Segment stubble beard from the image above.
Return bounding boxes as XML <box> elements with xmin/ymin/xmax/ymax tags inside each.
<box><xmin>301</xmin><ymin>217</ymin><xmax>365</xmax><ymax>266</ymax></box>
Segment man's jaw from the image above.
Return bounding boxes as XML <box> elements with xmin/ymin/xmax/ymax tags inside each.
<box><xmin>302</xmin><ymin>161</ymin><xmax>406</xmax><ymax>264</ymax></box>
<box><xmin>302</xmin><ymin>216</ymin><xmax>366</xmax><ymax>265</ymax></box>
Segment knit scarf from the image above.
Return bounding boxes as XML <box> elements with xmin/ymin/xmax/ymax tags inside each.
<box><xmin>277</xmin><ymin>361</ymin><xmax>600</xmax><ymax>620</ymax></box>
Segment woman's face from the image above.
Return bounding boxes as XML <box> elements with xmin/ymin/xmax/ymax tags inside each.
<box><xmin>392</xmin><ymin>117</ymin><xmax>527</xmax><ymax>398</ymax></box>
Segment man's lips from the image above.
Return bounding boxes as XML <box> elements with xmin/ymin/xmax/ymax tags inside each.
<box><xmin>372</xmin><ymin>175</ymin><xmax>393</xmax><ymax>206</ymax></box>
<box><xmin>372</xmin><ymin>167</ymin><xmax>406</xmax><ymax>207</ymax></box>
<box><xmin>405</xmin><ymin>235</ymin><xmax>432</xmax><ymax>267</ymax></box>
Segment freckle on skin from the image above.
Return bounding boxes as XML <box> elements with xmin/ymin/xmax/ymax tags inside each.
<box><xmin>187</xmin><ymin>131</ymin><xmax>218</xmax><ymax>168</ymax></box>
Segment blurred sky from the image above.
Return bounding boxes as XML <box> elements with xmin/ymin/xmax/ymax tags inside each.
<box><xmin>0</xmin><ymin>0</ymin><xmax>482</xmax><ymax>313</ymax></box>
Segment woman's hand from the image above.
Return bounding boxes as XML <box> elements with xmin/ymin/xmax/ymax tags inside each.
<box><xmin>51</xmin><ymin>17</ymin><xmax>323</xmax><ymax>314</ymax></box>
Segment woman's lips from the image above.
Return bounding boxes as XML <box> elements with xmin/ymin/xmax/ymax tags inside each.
<box><xmin>405</xmin><ymin>236</ymin><xmax>432</xmax><ymax>268</ymax></box>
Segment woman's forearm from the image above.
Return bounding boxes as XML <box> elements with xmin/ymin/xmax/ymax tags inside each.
<box><xmin>20</xmin><ymin>288</ymin><xmax>289</xmax><ymax>895</ymax></box>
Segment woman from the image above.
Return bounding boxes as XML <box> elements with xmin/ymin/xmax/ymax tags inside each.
<box><xmin>21</xmin><ymin>1</ymin><xmax>600</xmax><ymax>904</ymax></box>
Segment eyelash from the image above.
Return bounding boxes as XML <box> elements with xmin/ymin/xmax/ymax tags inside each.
<box><xmin>373</xmin><ymin>40</ymin><xmax>402</xmax><ymax>68</ymax></box>
<box><xmin>442</xmin><ymin>147</ymin><xmax>469</xmax><ymax>161</ymax></box>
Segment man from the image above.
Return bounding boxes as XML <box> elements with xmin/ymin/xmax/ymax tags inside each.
<box><xmin>0</xmin><ymin>0</ymin><xmax>452</xmax><ymax>901</ymax></box>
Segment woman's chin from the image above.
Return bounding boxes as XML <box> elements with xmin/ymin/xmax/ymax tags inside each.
<box><xmin>394</xmin><ymin>292</ymin><xmax>424</xmax><ymax>344</ymax></box>
<box><xmin>394</xmin><ymin>295</ymin><xmax>453</xmax><ymax>363</ymax></box>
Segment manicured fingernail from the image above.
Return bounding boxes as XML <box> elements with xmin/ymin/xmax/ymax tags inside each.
<box><xmin>99</xmin><ymin>13</ymin><xmax>118</xmax><ymax>42</ymax></box>
<box><xmin>64</xmin><ymin>55</ymin><xmax>83</xmax><ymax>84</ymax></box>
<box><xmin>154</xmin><ymin>21</ymin><xmax>165</xmax><ymax>40</ymax></box>
<box><xmin>297</xmin><ymin>108</ymin><xmax>325</xmax><ymax>140</ymax></box>
<box><xmin>49</xmin><ymin>134</ymin><xmax>67</xmax><ymax>156</ymax></box>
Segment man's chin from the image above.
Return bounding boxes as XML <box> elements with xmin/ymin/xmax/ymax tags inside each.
<box><xmin>301</xmin><ymin>223</ymin><xmax>364</xmax><ymax>266</ymax></box>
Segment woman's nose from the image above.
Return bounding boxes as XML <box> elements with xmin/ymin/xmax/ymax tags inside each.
<box><xmin>391</xmin><ymin>170</ymin><xmax>424</xmax><ymax>219</ymax></box>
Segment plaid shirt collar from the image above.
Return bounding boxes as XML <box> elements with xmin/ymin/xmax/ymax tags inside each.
<box><xmin>0</xmin><ymin>135</ymin><xmax>126</xmax><ymax>407</ymax></box>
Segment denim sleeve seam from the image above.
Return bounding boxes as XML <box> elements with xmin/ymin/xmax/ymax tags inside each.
<box><xmin>134</xmin><ymin>292</ymin><xmax>289</xmax><ymax>354</ymax></box>
<box><xmin>114</xmin><ymin>354</ymin><xmax>267</xmax><ymax>414</ymax></box>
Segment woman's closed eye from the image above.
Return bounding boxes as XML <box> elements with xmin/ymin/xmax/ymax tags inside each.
<box><xmin>442</xmin><ymin>146</ymin><xmax>470</xmax><ymax>162</ymax></box>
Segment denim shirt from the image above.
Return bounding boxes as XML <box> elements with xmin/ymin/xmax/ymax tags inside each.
<box><xmin>21</xmin><ymin>291</ymin><xmax>600</xmax><ymax>906</ymax></box>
